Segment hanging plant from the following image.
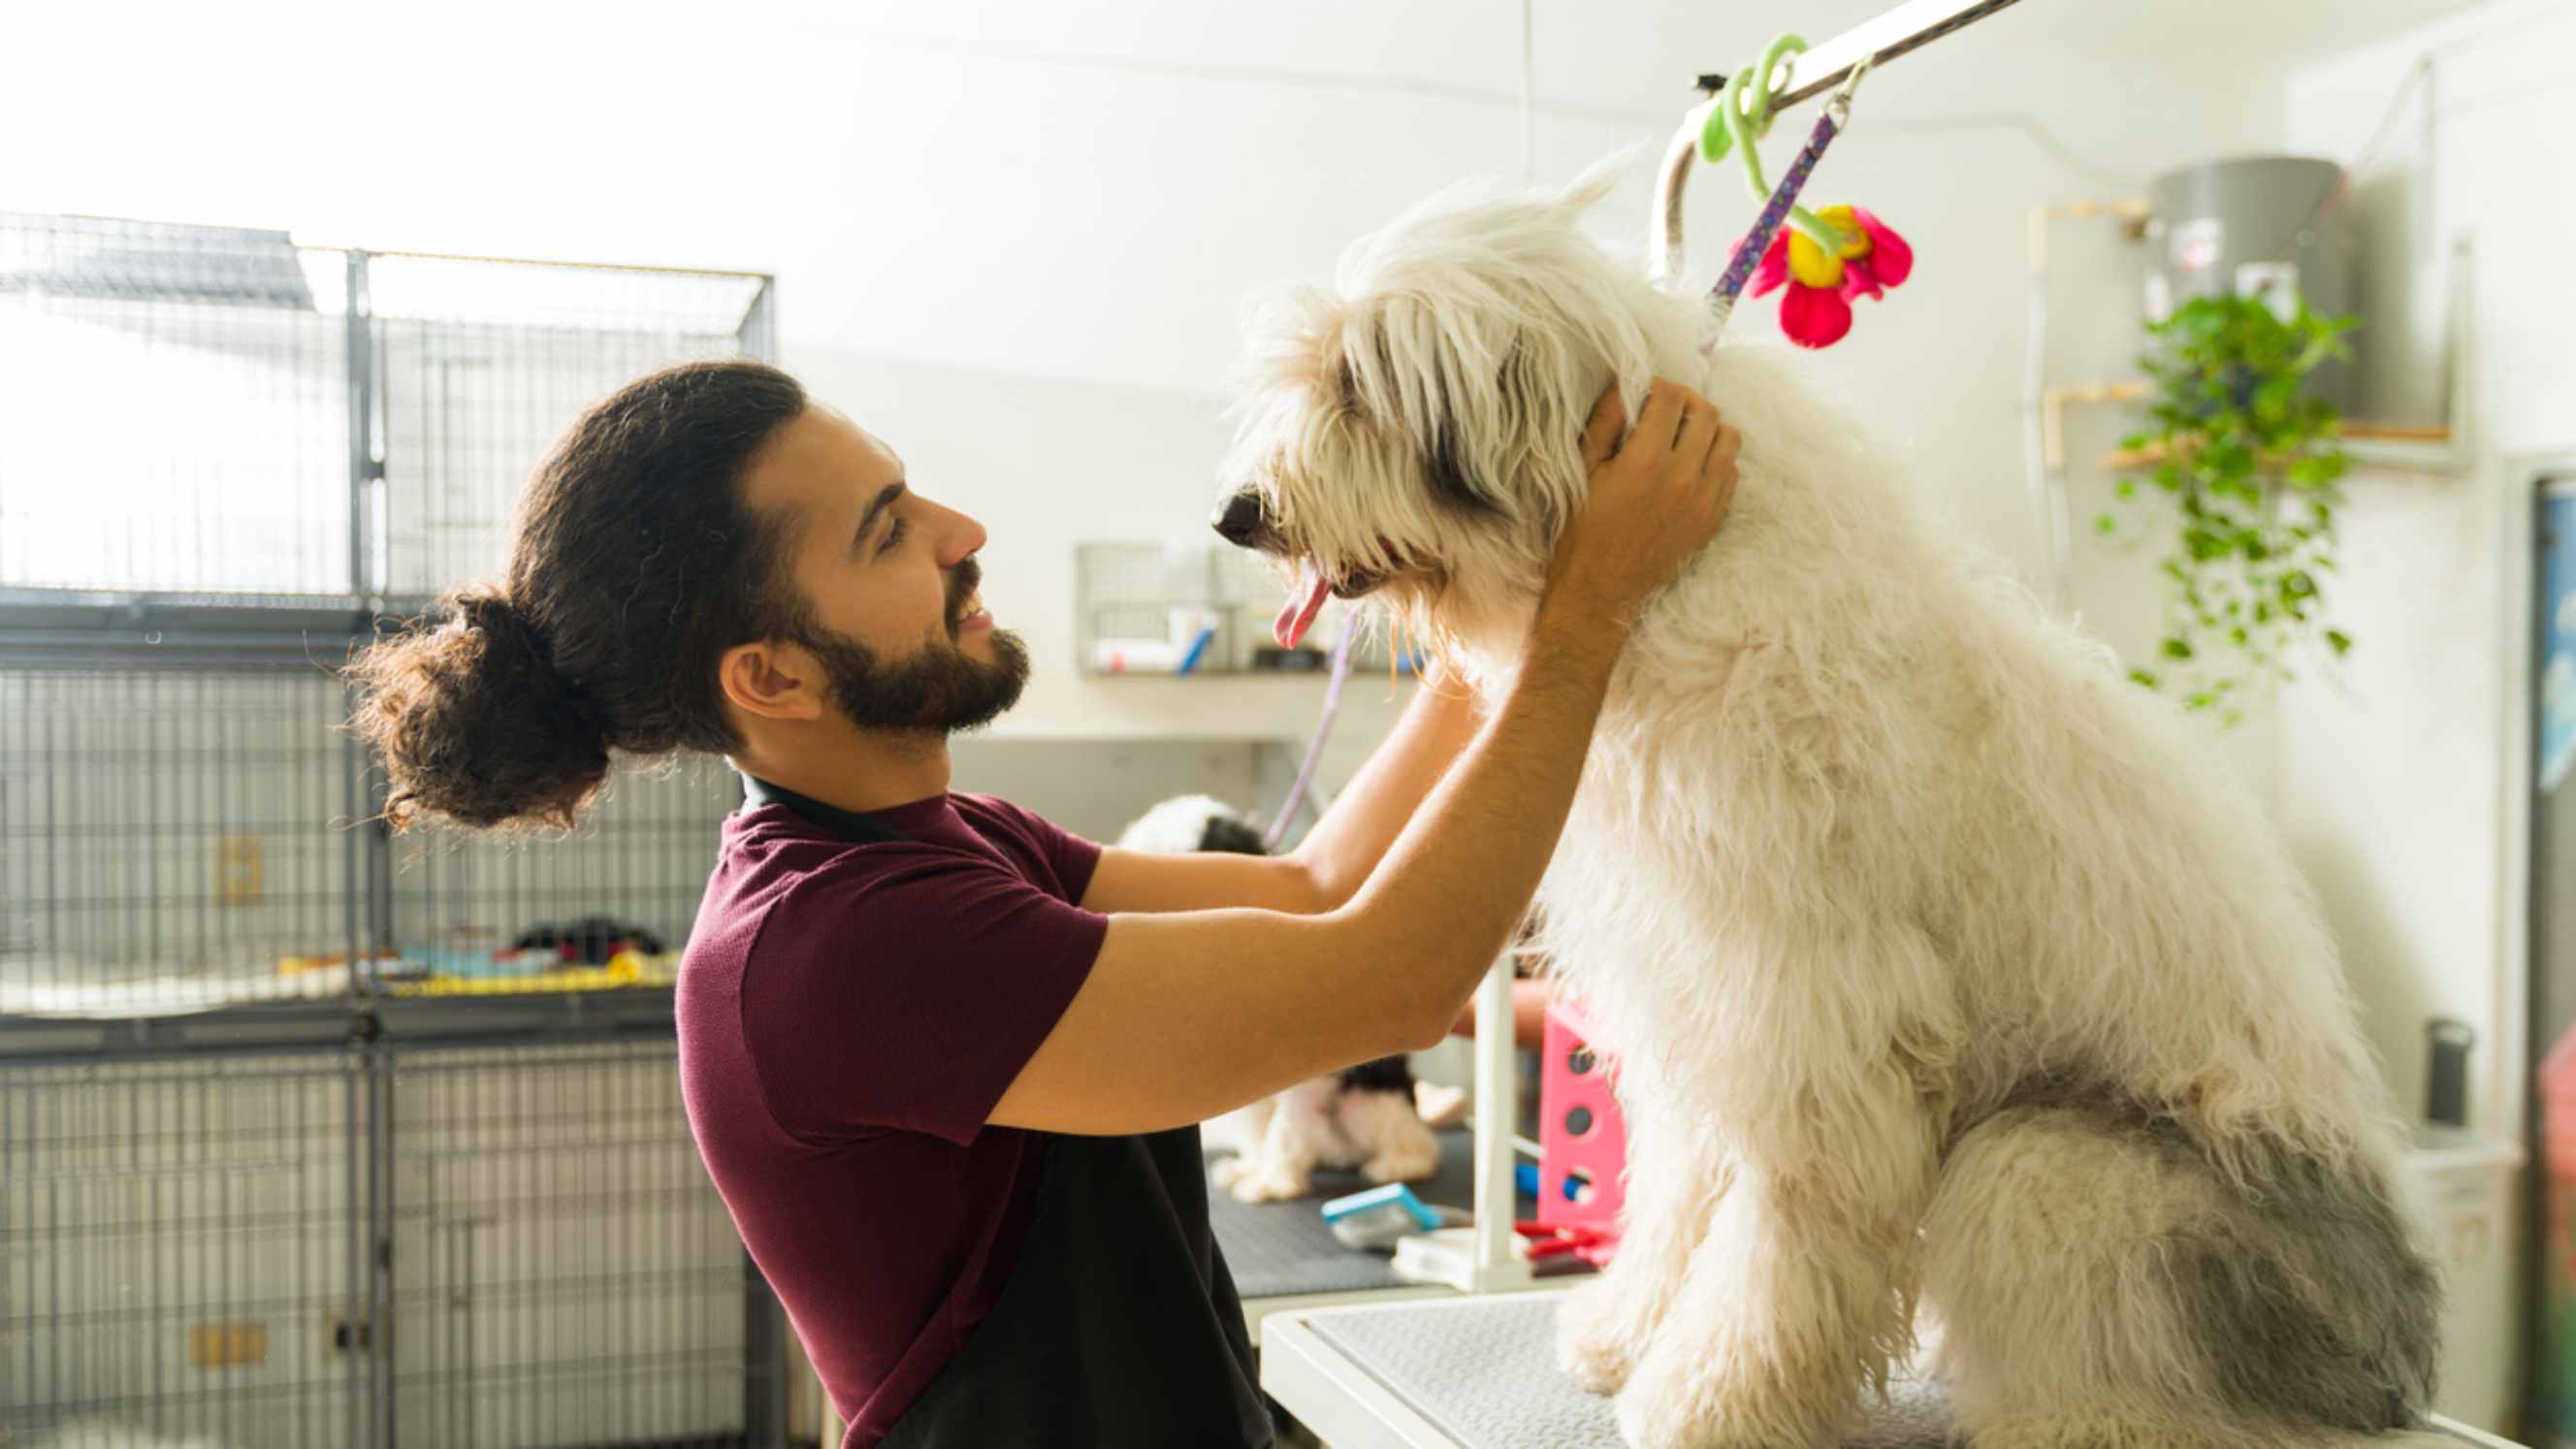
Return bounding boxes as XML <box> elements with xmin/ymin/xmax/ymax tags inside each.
<box><xmin>2104</xmin><ymin>292</ymin><xmax>2359</xmax><ymax>724</ymax></box>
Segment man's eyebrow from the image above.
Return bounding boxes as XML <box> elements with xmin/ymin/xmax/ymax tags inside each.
<box><xmin>850</xmin><ymin>481</ymin><xmax>908</xmax><ymax>558</ymax></box>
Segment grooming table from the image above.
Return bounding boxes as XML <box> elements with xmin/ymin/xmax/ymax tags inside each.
<box><xmin>1208</xmin><ymin>1128</ymin><xmax>1553</xmax><ymax>1338</ymax></box>
<box><xmin>1260</xmin><ymin>1290</ymin><xmax>2529</xmax><ymax>1449</ymax></box>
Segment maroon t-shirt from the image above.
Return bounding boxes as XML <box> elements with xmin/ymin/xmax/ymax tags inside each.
<box><xmin>675</xmin><ymin>791</ymin><xmax>1108</xmax><ymax>1445</ymax></box>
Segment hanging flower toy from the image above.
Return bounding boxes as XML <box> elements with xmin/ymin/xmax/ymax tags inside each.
<box><xmin>1746</xmin><ymin>202</ymin><xmax>1914</xmax><ymax>348</ymax></box>
<box><xmin>1697</xmin><ymin>35</ymin><xmax>1913</xmax><ymax>349</ymax></box>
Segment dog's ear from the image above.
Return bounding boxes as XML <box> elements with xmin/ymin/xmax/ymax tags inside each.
<box><xmin>1196</xmin><ymin>814</ymin><xmax>1268</xmax><ymax>856</ymax></box>
<box><xmin>1554</xmin><ymin>154</ymin><xmax>1628</xmax><ymax>216</ymax></box>
<box><xmin>1335</xmin><ymin>346</ymin><xmax>1502</xmax><ymax>519</ymax></box>
<box><xmin>1423</xmin><ymin>417</ymin><xmax>1497</xmax><ymax>518</ymax></box>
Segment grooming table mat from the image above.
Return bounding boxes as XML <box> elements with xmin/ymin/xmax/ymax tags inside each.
<box><xmin>1207</xmin><ymin>1129</ymin><xmax>1543</xmax><ymax>1300</ymax></box>
<box><xmin>1266</xmin><ymin>1291</ymin><xmax>2527</xmax><ymax>1449</ymax></box>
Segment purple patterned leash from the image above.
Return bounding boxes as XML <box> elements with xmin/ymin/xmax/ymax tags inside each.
<box><xmin>1262</xmin><ymin>610</ymin><xmax>1361</xmax><ymax>853</ymax></box>
<box><xmin>1710</xmin><ymin>108</ymin><xmax>1843</xmax><ymax>329</ymax></box>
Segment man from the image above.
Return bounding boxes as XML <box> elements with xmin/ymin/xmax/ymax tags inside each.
<box><xmin>346</xmin><ymin>359</ymin><xmax>1739</xmax><ymax>1446</ymax></box>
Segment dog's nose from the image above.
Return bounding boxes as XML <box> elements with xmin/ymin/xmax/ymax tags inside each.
<box><xmin>1212</xmin><ymin>490</ymin><xmax>1267</xmax><ymax>548</ymax></box>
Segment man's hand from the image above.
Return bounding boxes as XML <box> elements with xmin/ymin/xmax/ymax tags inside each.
<box><xmin>1543</xmin><ymin>379</ymin><xmax>1741</xmax><ymax>632</ymax></box>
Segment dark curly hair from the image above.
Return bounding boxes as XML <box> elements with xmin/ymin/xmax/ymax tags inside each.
<box><xmin>345</xmin><ymin>359</ymin><xmax>810</xmax><ymax>831</ymax></box>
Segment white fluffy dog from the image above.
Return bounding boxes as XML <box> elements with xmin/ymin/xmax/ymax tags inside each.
<box><xmin>1213</xmin><ymin>167</ymin><xmax>2444</xmax><ymax>1449</ymax></box>
<box><xmin>1117</xmin><ymin>793</ymin><xmax>1444</xmax><ymax>1202</ymax></box>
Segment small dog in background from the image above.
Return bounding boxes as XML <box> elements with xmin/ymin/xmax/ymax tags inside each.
<box><xmin>1116</xmin><ymin>793</ymin><xmax>1443</xmax><ymax>1203</ymax></box>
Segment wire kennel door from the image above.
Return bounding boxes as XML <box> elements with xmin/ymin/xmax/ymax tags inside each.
<box><xmin>0</xmin><ymin>666</ymin><xmax>365</xmax><ymax>1018</ymax></box>
<box><xmin>383</xmin><ymin>1043</ymin><xmax>769</xmax><ymax>1449</ymax></box>
<box><xmin>366</xmin><ymin>251</ymin><xmax>773</xmax><ymax>607</ymax></box>
<box><xmin>1</xmin><ymin>1046</ymin><xmax>782</xmax><ymax>1449</ymax></box>
<box><xmin>0</xmin><ymin>214</ymin><xmax>355</xmax><ymax>599</ymax></box>
<box><xmin>381</xmin><ymin>758</ymin><xmax>740</xmax><ymax>999</ymax></box>
<box><xmin>0</xmin><ymin>1055</ymin><xmax>367</xmax><ymax>1448</ymax></box>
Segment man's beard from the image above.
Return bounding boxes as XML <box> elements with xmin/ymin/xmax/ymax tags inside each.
<box><xmin>794</xmin><ymin>562</ymin><xmax>1029</xmax><ymax>734</ymax></box>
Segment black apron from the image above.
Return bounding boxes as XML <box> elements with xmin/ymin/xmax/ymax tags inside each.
<box><xmin>739</xmin><ymin>777</ymin><xmax>1273</xmax><ymax>1449</ymax></box>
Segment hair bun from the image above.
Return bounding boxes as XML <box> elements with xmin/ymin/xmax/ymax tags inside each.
<box><xmin>452</xmin><ymin>593</ymin><xmax>611</xmax><ymax>739</ymax></box>
<box><xmin>345</xmin><ymin>588</ymin><xmax>615</xmax><ymax>831</ymax></box>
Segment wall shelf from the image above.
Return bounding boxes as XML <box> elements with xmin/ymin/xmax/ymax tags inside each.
<box><xmin>2100</xmin><ymin>422</ymin><xmax>2456</xmax><ymax>474</ymax></box>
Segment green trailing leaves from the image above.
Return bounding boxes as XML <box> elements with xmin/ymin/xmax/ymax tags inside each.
<box><xmin>2104</xmin><ymin>293</ymin><xmax>2357</xmax><ymax>723</ymax></box>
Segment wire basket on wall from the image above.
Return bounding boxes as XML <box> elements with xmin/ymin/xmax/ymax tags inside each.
<box><xmin>1073</xmin><ymin>540</ymin><xmax>1422</xmax><ymax>678</ymax></box>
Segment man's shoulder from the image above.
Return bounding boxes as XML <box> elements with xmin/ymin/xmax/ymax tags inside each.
<box><xmin>947</xmin><ymin>790</ymin><xmax>1047</xmax><ymax>835</ymax></box>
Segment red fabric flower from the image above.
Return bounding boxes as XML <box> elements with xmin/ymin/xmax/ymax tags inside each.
<box><xmin>1743</xmin><ymin>204</ymin><xmax>1912</xmax><ymax>348</ymax></box>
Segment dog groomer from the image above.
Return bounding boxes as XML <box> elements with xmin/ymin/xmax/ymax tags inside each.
<box><xmin>346</xmin><ymin>359</ymin><xmax>1740</xmax><ymax>1447</ymax></box>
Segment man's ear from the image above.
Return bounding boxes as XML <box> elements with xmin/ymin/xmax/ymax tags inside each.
<box><xmin>718</xmin><ymin>639</ymin><xmax>826</xmax><ymax>724</ymax></box>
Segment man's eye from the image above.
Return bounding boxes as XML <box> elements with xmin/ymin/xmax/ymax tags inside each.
<box><xmin>878</xmin><ymin>517</ymin><xmax>908</xmax><ymax>555</ymax></box>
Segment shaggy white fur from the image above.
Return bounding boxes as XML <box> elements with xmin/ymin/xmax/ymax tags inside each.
<box><xmin>1217</xmin><ymin>163</ymin><xmax>2448</xmax><ymax>1449</ymax></box>
<box><xmin>1115</xmin><ymin>793</ymin><xmax>1443</xmax><ymax>1203</ymax></box>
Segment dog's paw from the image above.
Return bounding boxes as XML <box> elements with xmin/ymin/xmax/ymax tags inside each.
<box><xmin>1552</xmin><ymin>1280</ymin><xmax>1638</xmax><ymax>1397</ymax></box>
<box><xmin>1613</xmin><ymin>1380</ymin><xmax>1832</xmax><ymax>1449</ymax></box>
<box><xmin>1361</xmin><ymin>1143</ymin><xmax>1439</xmax><ymax>1185</ymax></box>
<box><xmin>1613</xmin><ymin>1341</ymin><xmax>1852</xmax><ymax>1449</ymax></box>
<box><xmin>1227</xmin><ymin>1163</ymin><xmax>1313</xmax><ymax>1204</ymax></box>
<box><xmin>1413</xmin><ymin>1079</ymin><xmax>1469</xmax><ymax>1129</ymax></box>
<box><xmin>1208</xmin><ymin>1155</ymin><xmax>1249</xmax><ymax>1191</ymax></box>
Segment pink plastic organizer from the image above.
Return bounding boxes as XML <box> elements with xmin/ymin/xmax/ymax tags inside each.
<box><xmin>1537</xmin><ymin>1002</ymin><xmax>1628</xmax><ymax>1230</ymax></box>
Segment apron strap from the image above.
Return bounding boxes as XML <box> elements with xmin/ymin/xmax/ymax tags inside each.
<box><xmin>738</xmin><ymin>773</ymin><xmax>914</xmax><ymax>846</ymax></box>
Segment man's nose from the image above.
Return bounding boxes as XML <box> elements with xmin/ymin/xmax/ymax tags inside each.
<box><xmin>929</xmin><ymin>499</ymin><xmax>987</xmax><ymax>565</ymax></box>
<box><xmin>1212</xmin><ymin>490</ymin><xmax>1267</xmax><ymax>548</ymax></box>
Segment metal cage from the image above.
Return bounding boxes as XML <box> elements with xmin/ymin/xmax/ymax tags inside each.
<box><xmin>0</xmin><ymin>211</ymin><xmax>792</xmax><ymax>1448</ymax></box>
<box><xmin>0</xmin><ymin>210</ymin><xmax>775</xmax><ymax>1016</ymax></box>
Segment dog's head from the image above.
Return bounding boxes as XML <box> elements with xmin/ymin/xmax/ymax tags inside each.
<box><xmin>1213</xmin><ymin>162</ymin><xmax>1705</xmax><ymax>660</ymax></box>
<box><xmin>1115</xmin><ymin>792</ymin><xmax>1266</xmax><ymax>856</ymax></box>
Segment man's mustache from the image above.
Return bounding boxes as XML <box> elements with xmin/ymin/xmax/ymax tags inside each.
<box><xmin>946</xmin><ymin>559</ymin><xmax>982</xmax><ymax>630</ymax></box>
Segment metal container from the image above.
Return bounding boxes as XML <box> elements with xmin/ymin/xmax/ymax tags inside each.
<box><xmin>2143</xmin><ymin>155</ymin><xmax>2358</xmax><ymax>413</ymax></box>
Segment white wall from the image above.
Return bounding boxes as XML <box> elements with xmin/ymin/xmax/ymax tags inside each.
<box><xmin>2283</xmin><ymin>6</ymin><xmax>2576</xmax><ymax>1428</ymax></box>
<box><xmin>4</xmin><ymin>1</ymin><xmax>2302</xmax><ymax>690</ymax></box>
<box><xmin>2284</xmin><ymin>0</ymin><xmax>2576</xmax><ymax>1143</ymax></box>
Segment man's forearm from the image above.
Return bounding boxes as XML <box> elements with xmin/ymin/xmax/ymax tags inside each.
<box><xmin>1327</xmin><ymin>608</ymin><xmax>1624</xmax><ymax>1042</ymax></box>
<box><xmin>1287</xmin><ymin>662</ymin><xmax>1487</xmax><ymax>909</ymax></box>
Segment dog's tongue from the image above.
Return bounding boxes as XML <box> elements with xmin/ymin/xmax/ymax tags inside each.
<box><xmin>1275</xmin><ymin>561</ymin><xmax>1333</xmax><ymax>650</ymax></box>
